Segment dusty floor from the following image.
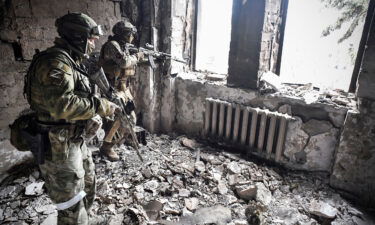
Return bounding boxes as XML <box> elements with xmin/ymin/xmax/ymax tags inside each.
<box><xmin>0</xmin><ymin>133</ymin><xmax>374</xmax><ymax>225</ymax></box>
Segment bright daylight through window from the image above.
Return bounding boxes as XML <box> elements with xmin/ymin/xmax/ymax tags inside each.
<box><xmin>195</xmin><ymin>0</ymin><xmax>233</xmax><ymax>75</ymax></box>
<box><xmin>280</xmin><ymin>0</ymin><xmax>368</xmax><ymax>91</ymax></box>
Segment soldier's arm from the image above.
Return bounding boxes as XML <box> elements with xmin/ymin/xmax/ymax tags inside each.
<box><xmin>37</xmin><ymin>59</ymin><xmax>113</xmax><ymax>121</ymax></box>
<box><xmin>104</xmin><ymin>41</ymin><xmax>139</xmax><ymax>68</ymax></box>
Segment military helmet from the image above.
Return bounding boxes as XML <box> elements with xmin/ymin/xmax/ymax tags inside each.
<box><xmin>112</xmin><ymin>21</ymin><xmax>137</xmax><ymax>36</ymax></box>
<box><xmin>55</xmin><ymin>12</ymin><xmax>103</xmax><ymax>54</ymax></box>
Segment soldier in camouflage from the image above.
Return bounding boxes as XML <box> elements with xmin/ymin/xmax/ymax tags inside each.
<box><xmin>25</xmin><ymin>12</ymin><xmax>119</xmax><ymax>225</ymax></box>
<box><xmin>98</xmin><ymin>20</ymin><xmax>143</xmax><ymax>161</ymax></box>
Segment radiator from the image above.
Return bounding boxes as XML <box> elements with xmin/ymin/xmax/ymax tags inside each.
<box><xmin>203</xmin><ymin>98</ymin><xmax>292</xmax><ymax>162</ymax></box>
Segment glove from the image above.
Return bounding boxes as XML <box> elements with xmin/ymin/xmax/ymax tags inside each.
<box><xmin>84</xmin><ymin>115</ymin><xmax>103</xmax><ymax>140</ymax></box>
<box><xmin>136</xmin><ymin>52</ymin><xmax>144</xmax><ymax>61</ymax></box>
<box><xmin>97</xmin><ymin>98</ymin><xmax>121</xmax><ymax>117</ymax></box>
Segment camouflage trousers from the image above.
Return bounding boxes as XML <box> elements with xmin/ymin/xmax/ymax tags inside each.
<box><xmin>39</xmin><ymin>126</ymin><xmax>96</xmax><ymax>225</ymax></box>
<box><xmin>102</xmin><ymin>89</ymin><xmax>137</xmax><ymax>146</ymax></box>
<box><xmin>102</xmin><ymin>110</ymin><xmax>136</xmax><ymax>146</ymax></box>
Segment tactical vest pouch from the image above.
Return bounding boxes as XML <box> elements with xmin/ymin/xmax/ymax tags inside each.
<box><xmin>10</xmin><ymin>112</ymin><xmax>50</xmax><ymax>164</ymax></box>
<box><xmin>10</xmin><ymin>112</ymin><xmax>37</xmax><ymax>152</ymax></box>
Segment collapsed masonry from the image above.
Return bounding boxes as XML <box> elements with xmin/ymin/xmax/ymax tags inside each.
<box><xmin>1</xmin><ymin>134</ymin><xmax>374</xmax><ymax>224</ymax></box>
<box><xmin>0</xmin><ymin>1</ymin><xmax>375</xmax><ymax>224</ymax></box>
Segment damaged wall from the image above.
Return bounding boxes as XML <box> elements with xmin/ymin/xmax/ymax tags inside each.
<box><xmin>130</xmin><ymin>0</ymin><xmax>375</xmax><ymax>206</ymax></box>
<box><xmin>159</xmin><ymin>0</ymin><xmax>346</xmax><ymax>173</ymax></box>
<box><xmin>330</xmin><ymin>6</ymin><xmax>375</xmax><ymax>206</ymax></box>
<box><xmin>259</xmin><ymin>0</ymin><xmax>288</xmax><ymax>74</ymax></box>
<box><xmin>330</xmin><ymin>99</ymin><xmax>375</xmax><ymax>206</ymax></box>
<box><xmin>170</xmin><ymin>75</ymin><xmax>347</xmax><ymax>173</ymax></box>
<box><xmin>0</xmin><ymin>0</ymin><xmax>122</xmax><ymax>173</ymax></box>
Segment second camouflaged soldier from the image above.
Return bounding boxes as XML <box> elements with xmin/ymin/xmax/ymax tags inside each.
<box><xmin>24</xmin><ymin>13</ymin><xmax>119</xmax><ymax>224</ymax></box>
<box><xmin>98</xmin><ymin>20</ymin><xmax>143</xmax><ymax>161</ymax></box>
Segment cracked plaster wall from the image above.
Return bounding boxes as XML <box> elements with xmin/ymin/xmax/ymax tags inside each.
<box><xmin>149</xmin><ymin>0</ymin><xmax>347</xmax><ymax>173</ymax></box>
<box><xmin>330</xmin><ymin>99</ymin><xmax>375</xmax><ymax>206</ymax></box>
<box><xmin>328</xmin><ymin>6</ymin><xmax>375</xmax><ymax>206</ymax></box>
<box><xmin>0</xmin><ymin>0</ymin><xmax>122</xmax><ymax>174</ymax></box>
<box><xmin>170</xmin><ymin>75</ymin><xmax>346</xmax><ymax>173</ymax></box>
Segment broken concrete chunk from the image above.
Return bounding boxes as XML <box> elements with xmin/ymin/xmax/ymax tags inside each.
<box><xmin>194</xmin><ymin>161</ymin><xmax>206</xmax><ymax>172</ymax></box>
<box><xmin>278</xmin><ymin>104</ymin><xmax>292</xmax><ymax>115</ymax></box>
<box><xmin>185</xmin><ymin>197</ymin><xmax>199</xmax><ymax>211</ymax></box>
<box><xmin>97</xmin><ymin>180</ymin><xmax>110</xmax><ymax>198</ymax></box>
<box><xmin>180</xmin><ymin>137</ymin><xmax>202</xmax><ymax>150</ymax></box>
<box><xmin>284</xmin><ymin>117</ymin><xmax>309</xmax><ymax>161</ymax></box>
<box><xmin>302</xmin><ymin>119</ymin><xmax>333</xmax><ymax>136</ymax></box>
<box><xmin>180</xmin><ymin>162</ymin><xmax>195</xmax><ymax>173</ymax></box>
<box><xmin>201</xmin><ymin>153</ymin><xmax>223</xmax><ymax>165</ymax></box>
<box><xmin>224</xmin><ymin>194</ymin><xmax>238</xmax><ymax>204</ymax></box>
<box><xmin>217</xmin><ymin>180</ymin><xmax>229</xmax><ymax>195</ymax></box>
<box><xmin>4</xmin><ymin>207</ymin><xmax>13</xmax><ymax>219</ymax></box>
<box><xmin>236</xmin><ymin>185</ymin><xmax>257</xmax><ymax>201</ymax></box>
<box><xmin>232</xmin><ymin>219</ymin><xmax>248</xmax><ymax>225</ymax></box>
<box><xmin>161</xmin><ymin>205</ymin><xmax>232</xmax><ymax>225</ymax></box>
<box><xmin>228</xmin><ymin>174</ymin><xmax>239</xmax><ymax>186</ymax></box>
<box><xmin>10</xmin><ymin>200</ymin><xmax>20</xmax><ymax>209</ymax></box>
<box><xmin>163</xmin><ymin>206</ymin><xmax>181</xmax><ymax>215</ymax></box>
<box><xmin>206</xmin><ymin>74</ymin><xmax>226</xmax><ymax>81</ymax></box>
<box><xmin>227</xmin><ymin>162</ymin><xmax>242</xmax><ymax>174</ymax></box>
<box><xmin>260</xmin><ymin>71</ymin><xmax>282</xmax><ymax>91</ymax></box>
<box><xmin>0</xmin><ymin>208</ymin><xmax>3</xmax><ymax>221</ymax></box>
<box><xmin>309</xmin><ymin>200</ymin><xmax>337</xmax><ymax>219</ymax></box>
<box><xmin>255</xmin><ymin>182</ymin><xmax>272</xmax><ymax>205</ymax></box>
<box><xmin>123</xmin><ymin>205</ymin><xmax>149</xmax><ymax>225</ymax></box>
<box><xmin>328</xmin><ymin>111</ymin><xmax>346</xmax><ymax>128</ymax></box>
<box><xmin>108</xmin><ymin>204</ymin><xmax>116</xmax><ymax>214</ymax></box>
<box><xmin>108</xmin><ymin>214</ymin><xmax>125</xmax><ymax>225</ymax></box>
<box><xmin>182</xmin><ymin>207</ymin><xmax>193</xmax><ymax>216</ymax></box>
<box><xmin>143</xmin><ymin>200</ymin><xmax>163</xmax><ymax>220</ymax></box>
<box><xmin>0</xmin><ymin>185</ymin><xmax>22</xmax><ymax>199</ymax></box>
<box><xmin>179</xmin><ymin>188</ymin><xmax>191</xmax><ymax>197</ymax></box>
<box><xmin>142</xmin><ymin>167</ymin><xmax>153</xmax><ymax>179</ymax></box>
<box><xmin>25</xmin><ymin>182</ymin><xmax>44</xmax><ymax>196</ymax></box>
<box><xmin>304</xmin><ymin>128</ymin><xmax>339</xmax><ymax>172</ymax></box>
<box><xmin>144</xmin><ymin>180</ymin><xmax>159</xmax><ymax>192</ymax></box>
<box><xmin>250</xmin><ymin>171</ymin><xmax>264</xmax><ymax>182</ymax></box>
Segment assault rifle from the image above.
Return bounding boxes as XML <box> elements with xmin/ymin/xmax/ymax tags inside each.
<box><xmin>126</xmin><ymin>43</ymin><xmax>187</xmax><ymax>69</ymax></box>
<box><xmin>89</xmin><ymin>67</ymin><xmax>144</xmax><ymax>162</ymax></box>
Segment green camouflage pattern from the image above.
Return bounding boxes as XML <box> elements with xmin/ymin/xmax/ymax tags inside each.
<box><xmin>39</xmin><ymin>129</ymin><xmax>95</xmax><ymax>225</ymax></box>
<box><xmin>99</xmin><ymin>39</ymin><xmax>138</xmax><ymax>147</ymax></box>
<box><xmin>27</xmin><ymin>42</ymin><xmax>100</xmax><ymax>225</ymax></box>
<box><xmin>99</xmin><ymin>40</ymin><xmax>138</xmax><ymax>89</ymax></box>
<box><xmin>28</xmin><ymin>45</ymin><xmax>99</xmax><ymax>123</ymax></box>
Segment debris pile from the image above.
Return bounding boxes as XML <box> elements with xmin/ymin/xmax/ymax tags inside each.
<box><xmin>259</xmin><ymin>72</ymin><xmax>356</xmax><ymax>108</ymax></box>
<box><xmin>1</xmin><ymin>134</ymin><xmax>374</xmax><ymax>225</ymax></box>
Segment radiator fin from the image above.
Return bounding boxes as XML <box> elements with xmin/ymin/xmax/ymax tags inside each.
<box><xmin>204</xmin><ymin>98</ymin><xmax>292</xmax><ymax>162</ymax></box>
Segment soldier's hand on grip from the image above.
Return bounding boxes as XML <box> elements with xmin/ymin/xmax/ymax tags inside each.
<box><xmin>97</xmin><ymin>98</ymin><xmax>121</xmax><ymax>117</ymax></box>
<box><xmin>136</xmin><ymin>52</ymin><xmax>144</xmax><ymax>61</ymax></box>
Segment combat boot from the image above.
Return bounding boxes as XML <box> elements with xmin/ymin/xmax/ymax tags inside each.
<box><xmin>100</xmin><ymin>142</ymin><xmax>120</xmax><ymax>161</ymax></box>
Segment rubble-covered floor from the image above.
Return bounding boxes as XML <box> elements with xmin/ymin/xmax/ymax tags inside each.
<box><xmin>0</xmin><ymin>134</ymin><xmax>374</xmax><ymax>225</ymax></box>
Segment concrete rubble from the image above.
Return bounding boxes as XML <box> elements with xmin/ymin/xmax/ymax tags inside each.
<box><xmin>260</xmin><ymin>81</ymin><xmax>357</xmax><ymax>109</ymax></box>
<box><xmin>0</xmin><ymin>135</ymin><xmax>374</xmax><ymax>225</ymax></box>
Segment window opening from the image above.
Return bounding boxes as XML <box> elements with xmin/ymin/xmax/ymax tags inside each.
<box><xmin>194</xmin><ymin>0</ymin><xmax>233</xmax><ymax>75</ymax></box>
<box><xmin>280</xmin><ymin>0</ymin><xmax>368</xmax><ymax>91</ymax></box>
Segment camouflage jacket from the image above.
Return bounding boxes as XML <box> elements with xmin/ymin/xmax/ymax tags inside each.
<box><xmin>99</xmin><ymin>39</ymin><xmax>138</xmax><ymax>89</ymax></box>
<box><xmin>25</xmin><ymin>40</ymin><xmax>103</xmax><ymax>123</ymax></box>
